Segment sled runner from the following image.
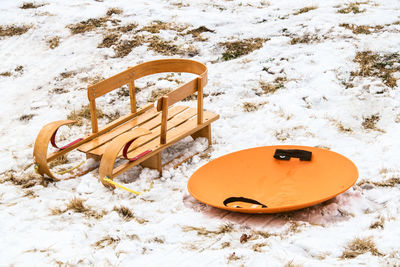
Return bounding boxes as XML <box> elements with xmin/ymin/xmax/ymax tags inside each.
<box><xmin>33</xmin><ymin>59</ymin><xmax>219</xmax><ymax>189</ymax></box>
<box><xmin>188</xmin><ymin>145</ymin><xmax>358</xmax><ymax>213</ymax></box>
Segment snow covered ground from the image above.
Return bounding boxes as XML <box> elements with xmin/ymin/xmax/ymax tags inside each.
<box><xmin>1</xmin><ymin>0</ymin><xmax>400</xmax><ymax>265</ymax></box>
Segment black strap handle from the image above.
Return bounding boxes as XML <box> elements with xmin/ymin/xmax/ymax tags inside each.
<box><xmin>273</xmin><ymin>149</ymin><xmax>312</xmax><ymax>161</ymax></box>
<box><xmin>223</xmin><ymin>197</ymin><xmax>268</xmax><ymax>208</ymax></box>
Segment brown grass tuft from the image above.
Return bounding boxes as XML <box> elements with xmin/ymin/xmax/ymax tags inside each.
<box><xmin>147</xmin><ymin>36</ymin><xmax>184</xmax><ymax>56</ymax></box>
<box><xmin>94</xmin><ymin>235</ymin><xmax>120</xmax><ymax>249</ymax></box>
<box><xmin>358</xmin><ymin>177</ymin><xmax>400</xmax><ymax>187</ymax></box>
<box><xmin>113</xmin><ymin>37</ymin><xmax>144</xmax><ymax>58</ymax></box>
<box><xmin>259</xmin><ymin>77</ymin><xmax>287</xmax><ymax>95</ymax></box>
<box><xmin>140</xmin><ymin>20</ymin><xmax>187</xmax><ymax>34</ymax></box>
<box><xmin>47</xmin><ymin>37</ymin><xmax>60</xmax><ymax>49</ymax></box>
<box><xmin>227</xmin><ymin>252</ymin><xmax>241</xmax><ymax>262</ymax></box>
<box><xmin>341</xmin><ymin>237</ymin><xmax>383</xmax><ymax>259</ymax></box>
<box><xmin>187</xmin><ymin>26</ymin><xmax>214</xmax><ymax>41</ymax></box>
<box><xmin>67</xmin><ymin>105</ymin><xmax>104</xmax><ymax>126</ymax></box>
<box><xmin>19</xmin><ymin>114</ymin><xmax>34</xmax><ymax>122</ymax></box>
<box><xmin>0</xmin><ymin>170</ymin><xmax>40</xmax><ymax>189</ymax></box>
<box><xmin>351</xmin><ymin>51</ymin><xmax>400</xmax><ymax>88</ymax></box>
<box><xmin>337</xmin><ymin>2</ymin><xmax>367</xmax><ymax>14</ymax></box>
<box><xmin>148</xmin><ymin>88</ymin><xmax>171</xmax><ymax>102</ymax></box>
<box><xmin>20</xmin><ymin>2</ymin><xmax>44</xmax><ymax>9</ymax></box>
<box><xmin>182</xmin><ymin>223</ymin><xmax>234</xmax><ymax>236</ymax></box>
<box><xmin>293</xmin><ymin>6</ymin><xmax>317</xmax><ymax>15</ymax></box>
<box><xmin>340</xmin><ymin>23</ymin><xmax>383</xmax><ymax>34</ymax></box>
<box><xmin>0</xmin><ymin>71</ymin><xmax>12</xmax><ymax>77</ymax></box>
<box><xmin>337</xmin><ymin>122</ymin><xmax>353</xmax><ymax>133</ymax></box>
<box><xmin>221</xmin><ymin>242</ymin><xmax>230</xmax><ymax>248</ymax></box>
<box><xmin>220</xmin><ymin>38</ymin><xmax>267</xmax><ymax>61</ymax></box>
<box><xmin>290</xmin><ymin>33</ymin><xmax>320</xmax><ymax>45</ymax></box>
<box><xmin>242</xmin><ymin>102</ymin><xmax>264</xmax><ymax>112</ymax></box>
<box><xmin>253</xmin><ymin>242</ymin><xmax>268</xmax><ymax>252</ymax></box>
<box><xmin>113</xmin><ymin>205</ymin><xmax>134</xmax><ymax>221</ymax></box>
<box><xmin>67</xmin><ymin>17</ymin><xmax>109</xmax><ymax>34</ymax></box>
<box><xmin>106</xmin><ymin>8</ymin><xmax>123</xmax><ymax>16</ymax></box>
<box><xmin>117</xmin><ymin>23</ymin><xmax>138</xmax><ymax>33</ymax></box>
<box><xmin>362</xmin><ymin>114</ymin><xmax>380</xmax><ymax>130</ymax></box>
<box><xmin>370</xmin><ymin>217</ymin><xmax>385</xmax><ymax>229</ymax></box>
<box><xmin>67</xmin><ymin>198</ymin><xmax>87</xmax><ymax>213</ymax></box>
<box><xmin>98</xmin><ymin>33</ymin><xmax>120</xmax><ymax>48</ymax></box>
<box><xmin>284</xmin><ymin>260</ymin><xmax>302</xmax><ymax>267</ymax></box>
<box><xmin>0</xmin><ymin>25</ymin><xmax>30</xmax><ymax>37</ymax></box>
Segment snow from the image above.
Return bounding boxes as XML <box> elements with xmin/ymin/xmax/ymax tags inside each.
<box><xmin>1</xmin><ymin>0</ymin><xmax>400</xmax><ymax>266</ymax></box>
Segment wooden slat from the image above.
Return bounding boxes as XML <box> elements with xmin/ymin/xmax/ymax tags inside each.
<box><xmin>81</xmin><ymin>105</ymin><xmax>189</xmax><ymax>154</ymax></box>
<box><xmin>88</xmin><ymin>68</ymin><xmax>134</xmax><ymax>100</ymax></box>
<box><xmin>160</xmin><ymin>96</ymin><xmax>168</xmax><ymax>144</ymax></box>
<box><xmin>112</xmin><ymin>111</ymin><xmax>219</xmax><ymax>177</ymax></box>
<box><xmin>77</xmin><ymin>106</ymin><xmax>158</xmax><ymax>153</ymax></box>
<box><xmin>115</xmin><ymin>108</ymin><xmax>198</xmax><ymax>157</ymax></box>
<box><xmin>156</xmin><ymin>79</ymin><xmax>197</xmax><ymax>111</ymax></box>
<box><xmin>88</xmin><ymin>107</ymin><xmax>196</xmax><ymax>156</ymax></box>
<box><xmin>197</xmin><ymin>77</ymin><xmax>203</xmax><ymax>124</ymax></box>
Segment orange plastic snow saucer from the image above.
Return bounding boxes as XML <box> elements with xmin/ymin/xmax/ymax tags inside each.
<box><xmin>187</xmin><ymin>145</ymin><xmax>358</xmax><ymax>213</ymax></box>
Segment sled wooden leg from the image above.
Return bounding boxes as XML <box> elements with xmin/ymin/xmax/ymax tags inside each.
<box><xmin>191</xmin><ymin>124</ymin><xmax>211</xmax><ymax>145</ymax></box>
<box><xmin>141</xmin><ymin>152</ymin><xmax>162</xmax><ymax>174</ymax></box>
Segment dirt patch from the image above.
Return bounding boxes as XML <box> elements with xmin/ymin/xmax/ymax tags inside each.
<box><xmin>341</xmin><ymin>237</ymin><xmax>383</xmax><ymax>259</ymax></box>
<box><xmin>47</xmin><ymin>37</ymin><xmax>60</xmax><ymax>49</ymax></box>
<box><xmin>351</xmin><ymin>51</ymin><xmax>400</xmax><ymax>88</ymax></box>
<box><xmin>293</xmin><ymin>6</ymin><xmax>317</xmax><ymax>15</ymax></box>
<box><xmin>220</xmin><ymin>38</ymin><xmax>267</xmax><ymax>61</ymax></box>
<box><xmin>0</xmin><ymin>25</ymin><xmax>30</xmax><ymax>37</ymax></box>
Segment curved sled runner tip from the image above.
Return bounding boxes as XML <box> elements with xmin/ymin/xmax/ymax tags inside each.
<box><xmin>33</xmin><ymin>120</ymin><xmax>80</xmax><ymax>180</ymax></box>
<box><xmin>99</xmin><ymin>128</ymin><xmax>151</xmax><ymax>189</ymax></box>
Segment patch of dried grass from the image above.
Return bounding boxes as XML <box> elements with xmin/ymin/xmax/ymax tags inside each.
<box><xmin>187</xmin><ymin>26</ymin><xmax>214</xmax><ymax>41</ymax></box>
<box><xmin>47</xmin><ymin>36</ymin><xmax>60</xmax><ymax>49</ymax></box>
<box><xmin>182</xmin><ymin>223</ymin><xmax>234</xmax><ymax>236</ymax></box>
<box><xmin>106</xmin><ymin>8</ymin><xmax>123</xmax><ymax>16</ymax></box>
<box><xmin>358</xmin><ymin>177</ymin><xmax>400</xmax><ymax>187</ymax></box>
<box><xmin>140</xmin><ymin>20</ymin><xmax>188</xmax><ymax>34</ymax></box>
<box><xmin>290</xmin><ymin>33</ymin><xmax>321</xmax><ymax>45</ymax></box>
<box><xmin>370</xmin><ymin>217</ymin><xmax>385</xmax><ymax>229</ymax></box>
<box><xmin>340</xmin><ymin>23</ymin><xmax>382</xmax><ymax>34</ymax></box>
<box><xmin>0</xmin><ymin>25</ymin><xmax>30</xmax><ymax>37</ymax></box>
<box><xmin>67</xmin><ymin>105</ymin><xmax>105</xmax><ymax>126</ymax></box>
<box><xmin>113</xmin><ymin>205</ymin><xmax>134</xmax><ymax>221</ymax></box>
<box><xmin>67</xmin><ymin>197</ymin><xmax>87</xmax><ymax>213</ymax></box>
<box><xmin>20</xmin><ymin>2</ymin><xmax>44</xmax><ymax>9</ymax></box>
<box><xmin>362</xmin><ymin>114</ymin><xmax>381</xmax><ymax>131</ymax></box>
<box><xmin>256</xmin><ymin>77</ymin><xmax>287</xmax><ymax>95</ymax></box>
<box><xmin>293</xmin><ymin>6</ymin><xmax>317</xmax><ymax>15</ymax></box>
<box><xmin>113</xmin><ymin>37</ymin><xmax>145</xmax><ymax>58</ymax></box>
<box><xmin>93</xmin><ymin>235</ymin><xmax>120</xmax><ymax>249</ymax></box>
<box><xmin>227</xmin><ymin>252</ymin><xmax>241</xmax><ymax>262</ymax></box>
<box><xmin>0</xmin><ymin>71</ymin><xmax>12</xmax><ymax>77</ymax></box>
<box><xmin>19</xmin><ymin>114</ymin><xmax>34</xmax><ymax>122</ymax></box>
<box><xmin>220</xmin><ymin>38</ymin><xmax>267</xmax><ymax>61</ymax></box>
<box><xmin>148</xmin><ymin>88</ymin><xmax>171</xmax><ymax>102</ymax></box>
<box><xmin>341</xmin><ymin>237</ymin><xmax>383</xmax><ymax>259</ymax></box>
<box><xmin>67</xmin><ymin>17</ymin><xmax>109</xmax><ymax>34</ymax></box>
<box><xmin>337</xmin><ymin>2</ymin><xmax>368</xmax><ymax>14</ymax></box>
<box><xmin>147</xmin><ymin>36</ymin><xmax>184</xmax><ymax>56</ymax></box>
<box><xmin>351</xmin><ymin>51</ymin><xmax>400</xmax><ymax>88</ymax></box>
<box><xmin>252</xmin><ymin>242</ymin><xmax>268</xmax><ymax>252</ymax></box>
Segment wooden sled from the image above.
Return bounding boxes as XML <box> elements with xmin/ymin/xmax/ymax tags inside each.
<box><xmin>33</xmin><ymin>59</ymin><xmax>219</xmax><ymax>189</ymax></box>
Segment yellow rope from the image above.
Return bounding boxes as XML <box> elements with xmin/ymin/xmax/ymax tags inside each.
<box><xmin>104</xmin><ymin>177</ymin><xmax>154</xmax><ymax>195</ymax></box>
<box><xmin>55</xmin><ymin>161</ymin><xmax>85</xmax><ymax>175</ymax></box>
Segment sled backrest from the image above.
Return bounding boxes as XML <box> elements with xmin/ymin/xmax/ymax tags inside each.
<box><xmin>87</xmin><ymin>59</ymin><xmax>207</xmax><ymax>134</ymax></box>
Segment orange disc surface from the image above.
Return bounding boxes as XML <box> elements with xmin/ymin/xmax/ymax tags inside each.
<box><xmin>187</xmin><ymin>145</ymin><xmax>358</xmax><ymax>213</ymax></box>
